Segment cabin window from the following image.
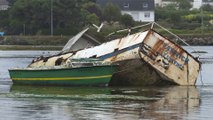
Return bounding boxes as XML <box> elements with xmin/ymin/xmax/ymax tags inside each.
<box><xmin>114</xmin><ymin>48</ymin><xmax>119</xmax><ymax>52</ymax></box>
<box><xmin>123</xmin><ymin>3</ymin><xmax>129</xmax><ymax>8</ymax></box>
<box><xmin>144</xmin><ymin>12</ymin><xmax>150</xmax><ymax>18</ymax></box>
<box><xmin>90</xmin><ymin>55</ymin><xmax>97</xmax><ymax>58</ymax></box>
<box><xmin>143</xmin><ymin>2</ymin><xmax>148</xmax><ymax>8</ymax></box>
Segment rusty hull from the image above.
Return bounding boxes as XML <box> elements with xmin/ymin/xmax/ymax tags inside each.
<box><xmin>28</xmin><ymin>29</ymin><xmax>200</xmax><ymax>86</ymax></box>
<box><xmin>29</xmin><ymin>31</ymin><xmax>149</xmax><ymax>67</ymax></box>
<box><xmin>139</xmin><ymin>30</ymin><xmax>201</xmax><ymax>85</ymax></box>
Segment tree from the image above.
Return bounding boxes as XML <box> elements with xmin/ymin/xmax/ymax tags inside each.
<box><xmin>201</xmin><ymin>4</ymin><xmax>213</xmax><ymax>12</ymax></box>
<box><xmin>9</xmin><ymin>0</ymin><xmax>50</xmax><ymax>35</ymax></box>
<box><xmin>0</xmin><ymin>11</ymin><xmax>9</xmax><ymax>31</ymax></box>
<box><xmin>155</xmin><ymin>5</ymin><xmax>177</xmax><ymax>21</ymax></box>
<box><xmin>120</xmin><ymin>14</ymin><xmax>134</xmax><ymax>27</ymax></box>
<box><xmin>164</xmin><ymin>4</ymin><xmax>177</xmax><ymax>10</ymax></box>
<box><xmin>7</xmin><ymin>0</ymin><xmax>16</xmax><ymax>6</ymax></box>
<box><xmin>155</xmin><ymin>4</ymin><xmax>189</xmax><ymax>27</ymax></box>
<box><xmin>176</xmin><ymin>0</ymin><xmax>192</xmax><ymax>10</ymax></box>
<box><xmin>53</xmin><ymin>0</ymin><xmax>86</xmax><ymax>34</ymax></box>
<box><xmin>85</xmin><ymin>13</ymin><xmax>99</xmax><ymax>25</ymax></box>
<box><xmin>6</xmin><ymin>0</ymin><xmax>97</xmax><ymax>35</ymax></box>
<box><xmin>103</xmin><ymin>2</ymin><xmax>121</xmax><ymax>22</ymax></box>
<box><xmin>82</xmin><ymin>2</ymin><xmax>103</xmax><ymax>21</ymax></box>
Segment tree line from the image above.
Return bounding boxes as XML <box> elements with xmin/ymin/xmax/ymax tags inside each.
<box><xmin>0</xmin><ymin>0</ymin><xmax>134</xmax><ymax>35</ymax></box>
<box><xmin>155</xmin><ymin>0</ymin><xmax>213</xmax><ymax>32</ymax></box>
<box><xmin>0</xmin><ymin>0</ymin><xmax>212</xmax><ymax>36</ymax></box>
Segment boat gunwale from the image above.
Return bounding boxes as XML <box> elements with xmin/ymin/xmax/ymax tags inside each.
<box><xmin>8</xmin><ymin>64</ymin><xmax>118</xmax><ymax>72</ymax></box>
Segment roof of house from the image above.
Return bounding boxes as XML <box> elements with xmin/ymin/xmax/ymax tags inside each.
<box><xmin>96</xmin><ymin>0</ymin><xmax>154</xmax><ymax>11</ymax></box>
<box><xmin>0</xmin><ymin>0</ymin><xmax>9</xmax><ymax>5</ymax></box>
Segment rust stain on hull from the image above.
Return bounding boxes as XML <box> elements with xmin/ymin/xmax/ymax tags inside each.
<box><xmin>139</xmin><ymin>30</ymin><xmax>200</xmax><ymax>85</ymax></box>
<box><xmin>28</xmin><ymin>29</ymin><xmax>201</xmax><ymax>86</ymax></box>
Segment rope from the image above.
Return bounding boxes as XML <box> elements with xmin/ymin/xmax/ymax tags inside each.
<box><xmin>152</xmin><ymin>22</ymin><xmax>203</xmax><ymax>85</ymax></box>
<box><xmin>106</xmin><ymin>22</ymin><xmax>152</xmax><ymax>37</ymax></box>
<box><xmin>153</xmin><ymin>22</ymin><xmax>202</xmax><ymax>57</ymax></box>
<box><xmin>106</xmin><ymin>22</ymin><xmax>201</xmax><ymax>57</ymax></box>
<box><xmin>199</xmin><ymin>63</ymin><xmax>204</xmax><ymax>86</ymax></box>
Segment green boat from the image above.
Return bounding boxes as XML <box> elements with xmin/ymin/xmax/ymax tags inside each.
<box><xmin>9</xmin><ymin>58</ymin><xmax>118</xmax><ymax>86</ymax></box>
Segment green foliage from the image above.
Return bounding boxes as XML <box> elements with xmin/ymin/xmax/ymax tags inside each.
<box><xmin>0</xmin><ymin>0</ymin><xmax>98</xmax><ymax>35</ymax></box>
<box><xmin>103</xmin><ymin>2</ymin><xmax>121</xmax><ymax>22</ymax></box>
<box><xmin>8</xmin><ymin>0</ymin><xmax>51</xmax><ymax>35</ymax></box>
<box><xmin>0</xmin><ymin>0</ymin><xmax>212</xmax><ymax>37</ymax></box>
<box><xmin>7</xmin><ymin>0</ymin><xmax>16</xmax><ymax>6</ymax></box>
<box><xmin>176</xmin><ymin>0</ymin><xmax>192</xmax><ymax>10</ymax></box>
<box><xmin>201</xmin><ymin>4</ymin><xmax>213</xmax><ymax>12</ymax></box>
<box><xmin>164</xmin><ymin>4</ymin><xmax>177</xmax><ymax>10</ymax></box>
<box><xmin>2</xmin><ymin>35</ymin><xmax>69</xmax><ymax>45</ymax></box>
<box><xmin>52</xmin><ymin>0</ymin><xmax>91</xmax><ymax>35</ymax></box>
<box><xmin>0</xmin><ymin>0</ymin><xmax>127</xmax><ymax>36</ymax></box>
<box><xmin>82</xmin><ymin>2</ymin><xmax>103</xmax><ymax>21</ymax></box>
<box><xmin>155</xmin><ymin>6</ymin><xmax>187</xmax><ymax>24</ymax></box>
<box><xmin>155</xmin><ymin>2</ymin><xmax>212</xmax><ymax>31</ymax></box>
<box><xmin>85</xmin><ymin>13</ymin><xmax>99</xmax><ymax>25</ymax></box>
<box><xmin>0</xmin><ymin>11</ymin><xmax>9</xmax><ymax>31</ymax></box>
<box><xmin>183</xmin><ymin>13</ymin><xmax>213</xmax><ymax>22</ymax></box>
<box><xmin>120</xmin><ymin>14</ymin><xmax>134</xmax><ymax>27</ymax></box>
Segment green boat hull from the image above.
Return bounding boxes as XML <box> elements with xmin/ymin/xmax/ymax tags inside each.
<box><xmin>9</xmin><ymin>65</ymin><xmax>117</xmax><ymax>86</ymax></box>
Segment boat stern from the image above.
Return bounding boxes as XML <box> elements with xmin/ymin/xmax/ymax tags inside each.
<box><xmin>138</xmin><ymin>30</ymin><xmax>201</xmax><ymax>85</ymax></box>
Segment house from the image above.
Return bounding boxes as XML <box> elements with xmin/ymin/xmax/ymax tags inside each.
<box><xmin>0</xmin><ymin>0</ymin><xmax>9</xmax><ymax>10</ymax></box>
<box><xmin>155</xmin><ymin>0</ymin><xmax>163</xmax><ymax>7</ymax></box>
<box><xmin>96</xmin><ymin>0</ymin><xmax>155</xmax><ymax>22</ymax></box>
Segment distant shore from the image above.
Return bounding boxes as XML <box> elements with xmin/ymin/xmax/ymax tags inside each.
<box><xmin>0</xmin><ymin>33</ymin><xmax>212</xmax><ymax>50</ymax></box>
<box><xmin>0</xmin><ymin>45</ymin><xmax>63</xmax><ymax>50</ymax></box>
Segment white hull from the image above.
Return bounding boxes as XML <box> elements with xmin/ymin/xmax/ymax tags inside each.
<box><xmin>28</xmin><ymin>29</ymin><xmax>201</xmax><ymax>86</ymax></box>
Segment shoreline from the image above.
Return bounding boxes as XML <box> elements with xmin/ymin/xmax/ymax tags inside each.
<box><xmin>0</xmin><ymin>44</ymin><xmax>212</xmax><ymax>51</ymax></box>
<box><xmin>0</xmin><ymin>33</ymin><xmax>212</xmax><ymax>50</ymax></box>
<box><xmin>0</xmin><ymin>45</ymin><xmax>63</xmax><ymax>50</ymax></box>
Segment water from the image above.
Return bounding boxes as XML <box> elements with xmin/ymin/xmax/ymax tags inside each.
<box><xmin>0</xmin><ymin>46</ymin><xmax>213</xmax><ymax>120</ymax></box>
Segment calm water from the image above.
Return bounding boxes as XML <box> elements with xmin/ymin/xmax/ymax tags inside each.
<box><xmin>0</xmin><ymin>46</ymin><xmax>213</xmax><ymax>120</ymax></box>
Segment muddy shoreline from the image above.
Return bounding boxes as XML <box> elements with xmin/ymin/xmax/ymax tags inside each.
<box><xmin>0</xmin><ymin>34</ymin><xmax>212</xmax><ymax>50</ymax></box>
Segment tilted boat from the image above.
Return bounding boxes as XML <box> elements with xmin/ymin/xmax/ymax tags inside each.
<box><xmin>27</xmin><ymin>22</ymin><xmax>201</xmax><ymax>86</ymax></box>
<box><xmin>9</xmin><ymin>58</ymin><xmax>118</xmax><ymax>86</ymax></box>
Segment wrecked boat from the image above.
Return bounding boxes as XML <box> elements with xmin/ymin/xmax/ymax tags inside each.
<box><xmin>28</xmin><ymin>23</ymin><xmax>201</xmax><ymax>86</ymax></box>
<box><xmin>9</xmin><ymin>58</ymin><xmax>118</xmax><ymax>86</ymax></box>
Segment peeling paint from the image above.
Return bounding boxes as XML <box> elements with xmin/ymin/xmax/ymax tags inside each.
<box><xmin>28</xmin><ymin>29</ymin><xmax>201</xmax><ymax>86</ymax></box>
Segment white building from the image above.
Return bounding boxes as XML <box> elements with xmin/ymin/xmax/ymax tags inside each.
<box><xmin>193</xmin><ymin>0</ymin><xmax>203</xmax><ymax>9</ymax></box>
<box><xmin>0</xmin><ymin>0</ymin><xmax>9</xmax><ymax>10</ymax></box>
<box><xmin>97</xmin><ymin>0</ymin><xmax>155</xmax><ymax>22</ymax></box>
<box><xmin>155</xmin><ymin>0</ymin><xmax>162</xmax><ymax>6</ymax></box>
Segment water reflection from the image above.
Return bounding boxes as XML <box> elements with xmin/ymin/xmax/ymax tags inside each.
<box><xmin>0</xmin><ymin>84</ymin><xmax>12</xmax><ymax>94</ymax></box>
<box><xmin>0</xmin><ymin>85</ymin><xmax>200</xmax><ymax>120</ymax></box>
<box><xmin>109</xmin><ymin>86</ymin><xmax>200</xmax><ymax>120</ymax></box>
<box><xmin>11</xmin><ymin>85</ymin><xmax>111</xmax><ymax>98</ymax></box>
<box><xmin>140</xmin><ymin>86</ymin><xmax>200</xmax><ymax>120</ymax></box>
<box><xmin>0</xmin><ymin>48</ymin><xmax>211</xmax><ymax>119</ymax></box>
